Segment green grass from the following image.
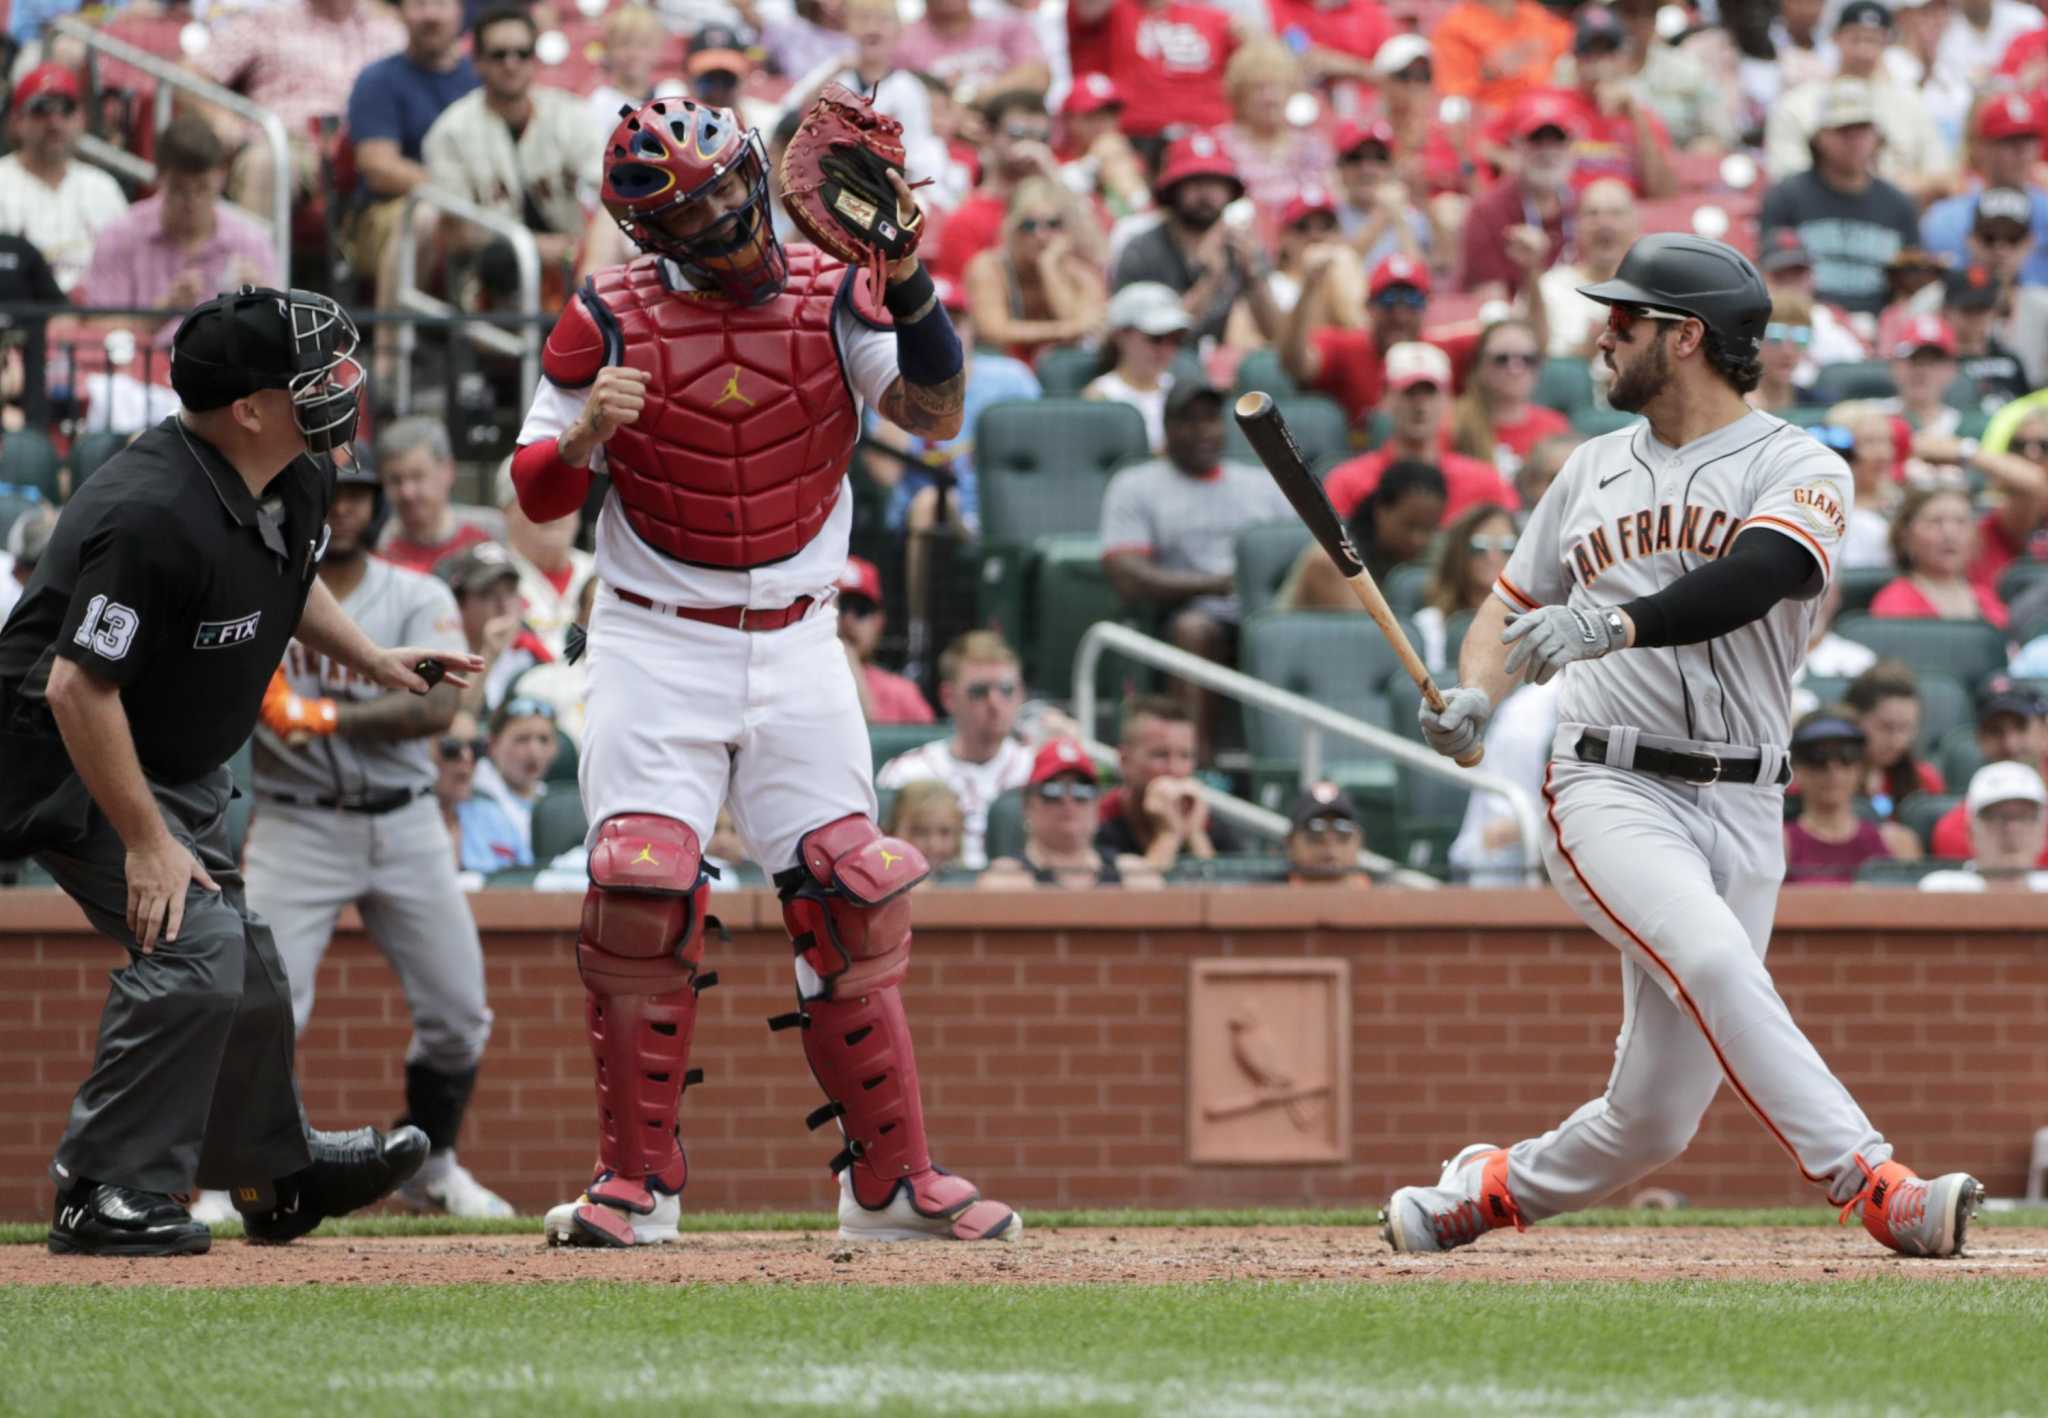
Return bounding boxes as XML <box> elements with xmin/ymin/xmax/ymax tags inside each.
<box><xmin>4</xmin><ymin>1278</ymin><xmax>2044</xmax><ymax>1417</ymax></box>
<box><xmin>6</xmin><ymin>1205</ymin><xmax>2047</xmax><ymax>1246</ymax></box>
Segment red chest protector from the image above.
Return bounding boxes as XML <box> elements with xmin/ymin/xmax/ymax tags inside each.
<box><xmin>542</xmin><ymin>244</ymin><xmax>883</xmax><ymax>569</ymax></box>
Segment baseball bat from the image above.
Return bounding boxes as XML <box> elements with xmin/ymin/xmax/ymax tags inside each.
<box><xmin>1232</xmin><ymin>391</ymin><xmax>1483</xmax><ymax>768</ymax></box>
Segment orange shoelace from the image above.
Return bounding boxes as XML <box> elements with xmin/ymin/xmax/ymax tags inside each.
<box><xmin>1837</xmin><ymin>1155</ymin><xmax>1925</xmax><ymax>1232</ymax></box>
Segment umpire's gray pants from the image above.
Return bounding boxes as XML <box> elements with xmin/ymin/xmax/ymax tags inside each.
<box><xmin>243</xmin><ymin>794</ymin><xmax>492</xmax><ymax>1072</ymax></box>
<box><xmin>38</xmin><ymin>767</ymin><xmax>312</xmax><ymax>1195</ymax></box>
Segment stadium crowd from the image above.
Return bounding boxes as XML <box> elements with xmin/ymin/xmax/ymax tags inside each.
<box><xmin>0</xmin><ymin>0</ymin><xmax>2046</xmax><ymax>890</ymax></box>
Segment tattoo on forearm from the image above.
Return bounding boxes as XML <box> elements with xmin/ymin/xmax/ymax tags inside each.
<box><xmin>884</xmin><ymin>373</ymin><xmax>966</xmax><ymax>435</ymax></box>
<box><xmin>337</xmin><ymin>684</ymin><xmax>458</xmax><ymax>743</ymax></box>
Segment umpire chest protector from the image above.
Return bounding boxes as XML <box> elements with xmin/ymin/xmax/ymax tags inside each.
<box><xmin>543</xmin><ymin>245</ymin><xmax>878</xmax><ymax>569</ymax></box>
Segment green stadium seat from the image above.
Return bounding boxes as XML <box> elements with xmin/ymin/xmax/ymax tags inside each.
<box><xmin>545</xmin><ymin>733</ymin><xmax>579</xmax><ymax>785</ymax></box>
<box><xmin>1832</xmin><ymin>615</ymin><xmax>2009</xmax><ymax>687</ymax></box>
<box><xmin>0</xmin><ymin>428</ymin><xmax>61</xmax><ymax>499</ymax></box>
<box><xmin>977</xmin><ymin>399</ymin><xmax>1151</xmax><ymax>545</ymax></box>
<box><xmin>1384</xmin><ymin>672</ymin><xmax>1471</xmax><ymax>875</ymax></box>
<box><xmin>984</xmin><ymin>788</ymin><xmax>1026</xmax><ymax>862</ymax></box>
<box><xmin>870</xmin><ymin>722</ymin><xmax>949</xmax><ymax>775</ymax></box>
<box><xmin>1896</xmin><ymin>792</ymin><xmax>1963</xmax><ymax>852</ymax></box>
<box><xmin>485</xmin><ymin>867</ymin><xmax>544</xmax><ymax>888</ymax></box>
<box><xmin>1570</xmin><ymin>407</ymin><xmax>1641</xmax><ymax>437</ymax></box>
<box><xmin>1854</xmin><ymin>856</ymin><xmax>1962</xmax><ymax>886</ymax></box>
<box><xmin>1239</xmin><ymin>612</ymin><xmax>1402</xmax><ymax>775</ymax></box>
<box><xmin>68</xmin><ymin>430</ymin><xmax>130</xmax><ymax>489</ymax></box>
<box><xmin>1998</xmin><ymin>558</ymin><xmax>2048</xmax><ymax>610</ymax></box>
<box><xmin>1934</xmin><ymin>724</ymin><xmax>1983</xmax><ymax>794</ymax></box>
<box><xmin>1442</xmin><ymin>609</ymin><xmax>1473</xmax><ymax>670</ymax></box>
<box><xmin>1811</xmin><ymin>361</ymin><xmax>1896</xmax><ymax>404</ymax></box>
<box><xmin>1167</xmin><ymin>852</ymin><xmax>1289</xmax><ymax>885</ymax></box>
<box><xmin>1913</xmin><ymin>672</ymin><xmax>1971</xmax><ymax>754</ymax></box>
<box><xmin>530</xmin><ymin>791</ymin><xmax>589</xmax><ymax>864</ymax></box>
<box><xmin>1535</xmin><ymin>357</ymin><xmax>1594</xmax><ymax>415</ymax></box>
<box><xmin>1032</xmin><ymin>533</ymin><xmax>1126</xmax><ymax>700</ymax></box>
<box><xmin>1800</xmin><ymin>675</ymin><xmax>1851</xmax><ymax>711</ymax></box>
<box><xmin>1224</xmin><ymin>394</ymin><xmax>1350</xmax><ymax>473</ymax></box>
<box><xmin>1778</xmin><ymin>406</ymin><xmax>1833</xmax><ymax>429</ymax></box>
<box><xmin>1834</xmin><ymin>565</ymin><xmax>1893</xmax><ymax>617</ymax></box>
<box><xmin>1232</xmin><ymin>348</ymin><xmax>1298</xmax><ymax>401</ymax></box>
<box><xmin>1235</xmin><ymin>520</ymin><xmax>1309</xmax><ymax>623</ymax></box>
<box><xmin>1381</xmin><ymin>561</ymin><xmax>1431</xmax><ymax>619</ymax></box>
<box><xmin>0</xmin><ymin>487</ymin><xmax>46</xmax><ymax>546</ymax></box>
<box><xmin>1033</xmin><ymin>345</ymin><xmax>1103</xmax><ymax>397</ymax></box>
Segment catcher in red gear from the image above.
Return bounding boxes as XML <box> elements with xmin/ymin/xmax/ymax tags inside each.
<box><xmin>510</xmin><ymin>92</ymin><xmax>1016</xmax><ymax>1248</ymax></box>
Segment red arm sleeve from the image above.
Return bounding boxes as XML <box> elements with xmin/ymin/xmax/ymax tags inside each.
<box><xmin>511</xmin><ymin>439</ymin><xmax>592</xmax><ymax>525</ymax></box>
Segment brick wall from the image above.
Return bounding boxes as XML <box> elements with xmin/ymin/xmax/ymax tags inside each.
<box><xmin>4</xmin><ymin>888</ymin><xmax>2043</xmax><ymax>1221</ymax></box>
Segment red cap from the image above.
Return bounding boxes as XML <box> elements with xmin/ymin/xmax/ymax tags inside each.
<box><xmin>1510</xmin><ymin>91</ymin><xmax>1581</xmax><ymax>142</ymax></box>
<box><xmin>835</xmin><ymin>555</ymin><xmax>883</xmax><ymax>603</ymax></box>
<box><xmin>1280</xmin><ymin>186</ymin><xmax>1339</xmax><ymax>230</ymax></box>
<box><xmin>1368</xmin><ymin>252</ymin><xmax>1432</xmax><ymax>300</ymax></box>
<box><xmin>1333</xmin><ymin>117</ymin><xmax>1395</xmax><ymax>158</ymax></box>
<box><xmin>1890</xmin><ymin>313</ymin><xmax>1957</xmax><ymax>358</ymax></box>
<box><xmin>1061</xmin><ymin>72</ymin><xmax>1123</xmax><ymax>117</ymax></box>
<box><xmin>1028</xmin><ymin>737</ymin><xmax>1099</xmax><ymax>788</ymax></box>
<box><xmin>1979</xmin><ymin>92</ymin><xmax>2040</xmax><ymax>142</ymax></box>
<box><xmin>1155</xmin><ymin>131</ymin><xmax>1241</xmax><ymax>195</ymax></box>
<box><xmin>12</xmin><ymin>63</ymin><xmax>81</xmax><ymax>116</ymax></box>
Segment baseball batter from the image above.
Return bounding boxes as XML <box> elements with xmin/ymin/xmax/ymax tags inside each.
<box><xmin>1399</xmin><ymin>235</ymin><xmax>1982</xmax><ymax>1258</ymax></box>
<box><xmin>506</xmin><ymin>93</ymin><xmax>1017</xmax><ymax>1246</ymax></box>
<box><xmin>239</xmin><ymin>452</ymin><xmax>512</xmax><ymax>1218</ymax></box>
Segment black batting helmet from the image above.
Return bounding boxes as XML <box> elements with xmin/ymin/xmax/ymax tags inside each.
<box><xmin>331</xmin><ymin>440</ymin><xmax>387</xmax><ymax>545</ymax></box>
<box><xmin>1577</xmin><ymin>234</ymin><xmax>1771</xmax><ymax>358</ymax></box>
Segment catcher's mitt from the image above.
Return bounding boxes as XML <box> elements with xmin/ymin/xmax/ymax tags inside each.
<box><xmin>780</xmin><ymin>83</ymin><xmax>928</xmax><ymax>298</ymax></box>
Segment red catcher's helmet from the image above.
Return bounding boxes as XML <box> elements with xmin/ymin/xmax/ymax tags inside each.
<box><xmin>601</xmin><ymin>97</ymin><xmax>786</xmax><ymax>305</ymax></box>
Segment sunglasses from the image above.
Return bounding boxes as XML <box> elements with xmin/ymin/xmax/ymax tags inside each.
<box><xmin>1976</xmin><ymin>229</ymin><xmax>2029</xmax><ymax>248</ymax></box>
<box><xmin>1604</xmin><ymin>304</ymin><xmax>1690</xmax><ymax>339</ymax></box>
<box><xmin>1016</xmin><ymin>215</ymin><xmax>1064</xmax><ymax>234</ymax></box>
<box><xmin>438</xmin><ymin>735</ymin><xmax>488</xmax><ymax>761</ymax></box>
<box><xmin>23</xmin><ymin>96</ymin><xmax>78</xmax><ymax>117</ymax></box>
<box><xmin>1292</xmin><ymin>216</ymin><xmax>1340</xmax><ymax>236</ymax></box>
<box><xmin>1468</xmin><ymin>534</ymin><xmax>1518</xmax><ymax>554</ymax></box>
<box><xmin>1371</xmin><ymin>286</ymin><xmax>1428</xmax><ymax>310</ymax></box>
<box><xmin>1486</xmin><ymin>350</ymin><xmax>1540</xmax><ymax>369</ymax></box>
<box><xmin>498</xmin><ymin>697</ymin><xmax>556</xmax><ymax>722</ymax></box>
<box><xmin>1794</xmin><ymin>746</ymin><xmax>1864</xmax><ymax>769</ymax></box>
<box><xmin>482</xmin><ymin>45</ymin><xmax>535</xmax><ymax>62</ymax></box>
<box><xmin>1297</xmin><ymin>815</ymin><xmax>1359</xmax><ymax>839</ymax></box>
<box><xmin>2011</xmin><ymin>438</ymin><xmax>2048</xmax><ymax>457</ymax></box>
<box><xmin>1764</xmin><ymin>323</ymin><xmax>1812</xmax><ymax>346</ymax></box>
<box><xmin>1394</xmin><ymin>64</ymin><xmax>1433</xmax><ymax>83</ymax></box>
<box><xmin>1339</xmin><ymin>145</ymin><xmax>1391</xmax><ymax>165</ymax></box>
<box><xmin>1003</xmin><ymin>125</ymin><xmax>1052</xmax><ymax>143</ymax></box>
<box><xmin>1140</xmin><ymin>329</ymin><xmax>1186</xmax><ymax>347</ymax></box>
<box><xmin>1035</xmin><ymin>780</ymin><xmax>1099</xmax><ymax>803</ymax></box>
<box><xmin>963</xmin><ymin>678</ymin><xmax>1019</xmax><ymax>701</ymax></box>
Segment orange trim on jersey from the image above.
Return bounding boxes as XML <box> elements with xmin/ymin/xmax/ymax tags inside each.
<box><xmin>1540</xmin><ymin>761</ymin><xmax>1828</xmax><ymax>1187</ymax></box>
<box><xmin>1495</xmin><ymin>573</ymin><xmax>1541</xmax><ymax>611</ymax></box>
<box><xmin>1737</xmin><ymin>516</ymin><xmax>1832</xmax><ymax>582</ymax></box>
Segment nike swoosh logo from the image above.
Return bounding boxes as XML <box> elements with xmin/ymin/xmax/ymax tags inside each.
<box><xmin>1599</xmin><ymin>470</ymin><xmax>1630</xmax><ymax>488</ymax></box>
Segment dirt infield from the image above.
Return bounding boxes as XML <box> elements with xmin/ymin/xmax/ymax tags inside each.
<box><xmin>10</xmin><ymin>1225</ymin><xmax>2048</xmax><ymax>1288</ymax></box>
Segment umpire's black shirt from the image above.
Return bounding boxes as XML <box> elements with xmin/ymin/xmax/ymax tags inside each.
<box><xmin>0</xmin><ymin>416</ymin><xmax>331</xmax><ymax>788</ymax></box>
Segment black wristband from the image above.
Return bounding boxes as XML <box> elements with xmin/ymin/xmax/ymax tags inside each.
<box><xmin>882</xmin><ymin>264</ymin><xmax>938</xmax><ymax>323</ymax></box>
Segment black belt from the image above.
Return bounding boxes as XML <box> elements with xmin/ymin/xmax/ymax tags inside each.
<box><xmin>1576</xmin><ymin>733</ymin><xmax>1790</xmax><ymax>787</ymax></box>
<box><xmin>261</xmin><ymin>786</ymin><xmax>430</xmax><ymax>815</ymax></box>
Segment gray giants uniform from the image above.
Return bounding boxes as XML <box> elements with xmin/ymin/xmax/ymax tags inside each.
<box><xmin>1491</xmin><ymin>411</ymin><xmax>1891</xmax><ymax>1216</ymax></box>
<box><xmin>243</xmin><ymin>559</ymin><xmax>493</xmax><ymax>1104</ymax></box>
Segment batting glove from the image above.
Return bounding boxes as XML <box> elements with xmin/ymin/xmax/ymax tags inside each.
<box><xmin>1418</xmin><ymin>685</ymin><xmax>1492</xmax><ymax>759</ymax></box>
<box><xmin>1502</xmin><ymin>604</ymin><xmax>1627</xmax><ymax>685</ymax></box>
<box><xmin>261</xmin><ymin>667</ymin><xmax>338</xmax><ymax>746</ymax></box>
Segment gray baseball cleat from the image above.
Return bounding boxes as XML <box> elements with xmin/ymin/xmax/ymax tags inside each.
<box><xmin>1844</xmin><ymin>1160</ymin><xmax>1984</xmax><ymax>1258</ymax></box>
<box><xmin>1380</xmin><ymin>1142</ymin><xmax>1526</xmax><ymax>1254</ymax></box>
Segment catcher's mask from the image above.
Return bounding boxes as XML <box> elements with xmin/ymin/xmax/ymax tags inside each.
<box><xmin>170</xmin><ymin>286</ymin><xmax>364</xmax><ymax>454</ymax></box>
<box><xmin>602</xmin><ymin>98</ymin><xmax>787</xmax><ymax>306</ymax></box>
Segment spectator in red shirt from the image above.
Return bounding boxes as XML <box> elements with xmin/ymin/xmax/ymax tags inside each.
<box><xmin>1323</xmin><ymin>342</ymin><xmax>1516</xmax><ymax>521</ymax></box>
<box><xmin>1066</xmin><ymin>0</ymin><xmax>1240</xmax><ymax>145</ymax></box>
<box><xmin>1462</xmin><ymin>91</ymin><xmax>1579</xmax><ymax>298</ymax></box>
<box><xmin>1266</xmin><ymin>0</ymin><xmax>1393</xmax><ymax>87</ymax></box>
<box><xmin>1534</xmin><ymin>7</ymin><xmax>1677</xmax><ymax>198</ymax></box>
<box><xmin>836</xmin><ymin>557</ymin><xmax>935</xmax><ymax>726</ymax></box>
<box><xmin>928</xmin><ymin>92</ymin><xmax>1068</xmax><ymax>285</ymax></box>
<box><xmin>375</xmin><ymin>416</ymin><xmax>493</xmax><ymax>576</ymax></box>
<box><xmin>1870</xmin><ymin>485</ymin><xmax>2012</xmax><ymax>627</ymax></box>
<box><xmin>1057</xmin><ymin>75</ymin><xmax>1151</xmax><ymax>217</ymax></box>
<box><xmin>1283</xmin><ymin>458</ymin><xmax>1447</xmax><ymax>606</ymax></box>
<box><xmin>1283</xmin><ymin>247</ymin><xmax>1550</xmax><ymax>427</ymax></box>
<box><xmin>1449</xmin><ymin>317</ymin><xmax>1571</xmax><ymax>479</ymax></box>
<box><xmin>1927</xmin><ymin>679</ymin><xmax>2048</xmax><ymax>862</ymax></box>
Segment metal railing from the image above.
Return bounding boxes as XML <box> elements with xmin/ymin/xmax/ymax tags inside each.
<box><xmin>56</xmin><ymin>16</ymin><xmax>293</xmax><ymax>287</ymax></box>
<box><xmin>392</xmin><ymin>189</ymin><xmax>543</xmax><ymax>413</ymax></box>
<box><xmin>1072</xmin><ymin>621</ymin><xmax>1544</xmax><ymax>884</ymax></box>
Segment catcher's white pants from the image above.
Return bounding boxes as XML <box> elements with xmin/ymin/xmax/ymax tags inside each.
<box><xmin>1502</xmin><ymin>743</ymin><xmax>1890</xmax><ymax>1218</ymax></box>
<box><xmin>579</xmin><ymin>589</ymin><xmax>876</xmax><ymax>881</ymax></box>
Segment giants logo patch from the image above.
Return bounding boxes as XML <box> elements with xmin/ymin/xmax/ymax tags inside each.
<box><xmin>1791</xmin><ymin>483</ymin><xmax>1846</xmax><ymax>539</ymax></box>
<box><xmin>194</xmin><ymin>611</ymin><xmax>262</xmax><ymax>649</ymax></box>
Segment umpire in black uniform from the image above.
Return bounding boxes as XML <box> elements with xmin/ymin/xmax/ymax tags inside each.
<box><xmin>0</xmin><ymin>287</ymin><xmax>482</xmax><ymax>1257</ymax></box>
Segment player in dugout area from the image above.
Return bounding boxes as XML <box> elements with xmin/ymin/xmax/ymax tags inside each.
<box><xmin>0</xmin><ymin>287</ymin><xmax>482</xmax><ymax>1256</ymax></box>
<box><xmin>1404</xmin><ymin>236</ymin><xmax>1983</xmax><ymax>1262</ymax></box>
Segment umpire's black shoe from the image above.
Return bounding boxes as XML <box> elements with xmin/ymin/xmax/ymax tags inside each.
<box><xmin>48</xmin><ymin>1181</ymin><xmax>211</xmax><ymax>1257</ymax></box>
<box><xmin>242</xmin><ymin>1125</ymin><xmax>430</xmax><ymax>1246</ymax></box>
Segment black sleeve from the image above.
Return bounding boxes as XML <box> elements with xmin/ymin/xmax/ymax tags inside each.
<box><xmin>1620</xmin><ymin>527</ymin><xmax>1816</xmax><ymax>650</ymax></box>
<box><xmin>51</xmin><ymin>504</ymin><xmax>178</xmax><ymax>687</ymax></box>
